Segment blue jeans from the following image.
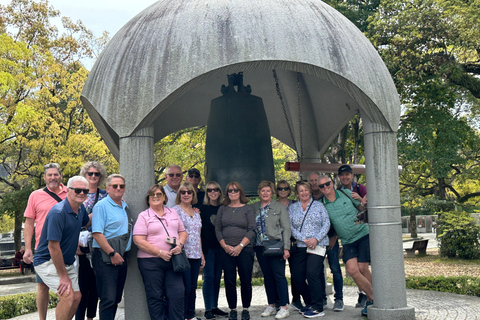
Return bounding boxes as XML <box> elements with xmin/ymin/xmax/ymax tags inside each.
<box><xmin>183</xmin><ymin>258</ymin><xmax>201</xmax><ymax>319</ymax></box>
<box><xmin>92</xmin><ymin>249</ymin><xmax>127</xmax><ymax>320</ymax></box>
<box><xmin>325</xmin><ymin>241</ymin><xmax>343</xmax><ymax>300</ymax></box>
<box><xmin>202</xmin><ymin>248</ymin><xmax>223</xmax><ymax>311</ymax></box>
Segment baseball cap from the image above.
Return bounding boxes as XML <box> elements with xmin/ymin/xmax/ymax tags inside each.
<box><xmin>338</xmin><ymin>165</ymin><xmax>353</xmax><ymax>174</ymax></box>
<box><xmin>187</xmin><ymin>168</ymin><xmax>201</xmax><ymax>176</ymax></box>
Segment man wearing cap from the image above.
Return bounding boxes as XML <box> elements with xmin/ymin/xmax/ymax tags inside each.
<box><xmin>164</xmin><ymin>165</ymin><xmax>183</xmax><ymax>207</ymax></box>
<box><xmin>337</xmin><ymin>164</ymin><xmax>368</xmax><ymax>307</ymax></box>
<box><xmin>23</xmin><ymin>163</ymin><xmax>68</xmax><ymax>320</ymax></box>
<box><xmin>337</xmin><ymin>165</ymin><xmax>367</xmax><ymax>206</ymax></box>
<box><xmin>186</xmin><ymin>168</ymin><xmax>205</xmax><ymax>208</ymax></box>
<box><xmin>318</xmin><ymin>174</ymin><xmax>373</xmax><ymax>317</ymax></box>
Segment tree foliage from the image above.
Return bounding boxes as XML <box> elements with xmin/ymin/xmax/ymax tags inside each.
<box><xmin>0</xmin><ymin>0</ymin><xmax>116</xmax><ymax>242</ymax></box>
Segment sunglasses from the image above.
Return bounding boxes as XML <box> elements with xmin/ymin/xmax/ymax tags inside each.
<box><xmin>69</xmin><ymin>187</ymin><xmax>89</xmax><ymax>194</ymax></box>
<box><xmin>319</xmin><ymin>181</ymin><xmax>332</xmax><ymax>189</ymax></box>
<box><xmin>149</xmin><ymin>193</ymin><xmax>164</xmax><ymax>198</ymax></box>
<box><xmin>278</xmin><ymin>187</ymin><xmax>290</xmax><ymax>191</ymax></box>
<box><xmin>179</xmin><ymin>190</ymin><xmax>194</xmax><ymax>195</ymax></box>
<box><xmin>188</xmin><ymin>174</ymin><xmax>200</xmax><ymax>178</ymax></box>
<box><xmin>167</xmin><ymin>173</ymin><xmax>182</xmax><ymax>178</ymax></box>
<box><xmin>207</xmin><ymin>188</ymin><xmax>220</xmax><ymax>193</ymax></box>
<box><xmin>227</xmin><ymin>189</ymin><xmax>240</xmax><ymax>194</ymax></box>
<box><xmin>86</xmin><ymin>172</ymin><xmax>101</xmax><ymax>177</ymax></box>
<box><xmin>111</xmin><ymin>184</ymin><xmax>126</xmax><ymax>189</ymax></box>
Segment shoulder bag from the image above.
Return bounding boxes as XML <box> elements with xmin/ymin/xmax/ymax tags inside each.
<box><xmin>156</xmin><ymin>215</ymin><xmax>190</xmax><ymax>272</ymax></box>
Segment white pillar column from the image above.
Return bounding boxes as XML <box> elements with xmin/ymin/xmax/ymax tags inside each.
<box><xmin>363</xmin><ymin>119</ymin><xmax>415</xmax><ymax>319</ymax></box>
<box><xmin>119</xmin><ymin>126</ymin><xmax>155</xmax><ymax>320</ymax></box>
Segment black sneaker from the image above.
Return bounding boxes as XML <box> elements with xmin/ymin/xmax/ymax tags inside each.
<box><xmin>241</xmin><ymin>310</ymin><xmax>250</xmax><ymax>320</ymax></box>
<box><xmin>356</xmin><ymin>292</ymin><xmax>368</xmax><ymax>308</ymax></box>
<box><xmin>212</xmin><ymin>308</ymin><xmax>229</xmax><ymax>317</ymax></box>
<box><xmin>229</xmin><ymin>310</ymin><xmax>237</xmax><ymax>320</ymax></box>
<box><xmin>361</xmin><ymin>300</ymin><xmax>374</xmax><ymax>317</ymax></box>
<box><xmin>205</xmin><ymin>311</ymin><xmax>215</xmax><ymax>319</ymax></box>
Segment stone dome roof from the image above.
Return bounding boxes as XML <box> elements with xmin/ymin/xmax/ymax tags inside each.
<box><xmin>81</xmin><ymin>0</ymin><xmax>400</xmax><ymax>159</ymax></box>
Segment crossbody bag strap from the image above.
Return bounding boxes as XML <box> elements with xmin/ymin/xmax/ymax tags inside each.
<box><xmin>339</xmin><ymin>189</ymin><xmax>356</xmax><ymax>205</ymax></box>
<box><xmin>299</xmin><ymin>201</ymin><xmax>314</xmax><ymax>232</ymax></box>
<box><xmin>43</xmin><ymin>187</ymin><xmax>63</xmax><ymax>203</ymax></box>
<box><xmin>93</xmin><ymin>188</ymin><xmax>101</xmax><ymax>206</ymax></box>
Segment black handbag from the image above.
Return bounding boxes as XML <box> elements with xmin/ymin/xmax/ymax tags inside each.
<box><xmin>170</xmin><ymin>238</ymin><xmax>191</xmax><ymax>272</ymax></box>
<box><xmin>157</xmin><ymin>216</ymin><xmax>191</xmax><ymax>272</ymax></box>
<box><xmin>263</xmin><ymin>239</ymin><xmax>284</xmax><ymax>256</ymax></box>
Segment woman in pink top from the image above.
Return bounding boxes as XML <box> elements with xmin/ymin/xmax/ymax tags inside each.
<box><xmin>133</xmin><ymin>184</ymin><xmax>187</xmax><ymax>320</ymax></box>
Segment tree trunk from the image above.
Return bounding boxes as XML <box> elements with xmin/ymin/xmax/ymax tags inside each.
<box><xmin>409</xmin><ymin>211</ymin><xmax>417</xmax><ymax>238</ymax></box>
<box><xmin>14</xmin><ymin>210</ymin><xmax>23</xmax><ymax>251</ymax></box>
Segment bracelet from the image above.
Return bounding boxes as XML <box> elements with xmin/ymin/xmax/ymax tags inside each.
<box><xmin>159</xmin><ymin>249</ymin><xmax>163</xmax><ymax>256</ymax></box>
<box><xmin>239</xmin><ymin>243</ymin><xmax>244</xmax><ymax>247</ymax></box>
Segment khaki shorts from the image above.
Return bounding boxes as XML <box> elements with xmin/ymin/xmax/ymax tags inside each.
<box><xmin>35</xmin><ymin>259</ymin><xmax>79</xmax><ymax>293</ymax></box>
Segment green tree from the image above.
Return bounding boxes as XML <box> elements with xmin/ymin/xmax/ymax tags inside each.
<box><xmin>0</xmin><ymin>0</ymin><xmax>116</xmax><ymax>249</ymax></box>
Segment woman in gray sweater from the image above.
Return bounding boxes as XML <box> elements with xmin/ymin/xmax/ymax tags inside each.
<box><xmin>215</xmin><ymin>181</ymin><xmax>255</xmax><ymax>320</ymax></box>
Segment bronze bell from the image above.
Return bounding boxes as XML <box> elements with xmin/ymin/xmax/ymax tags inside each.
<box><xmin>205</xmin><ymin>73</ymin><xmax>275</xmax><ymax>196</ymax></box>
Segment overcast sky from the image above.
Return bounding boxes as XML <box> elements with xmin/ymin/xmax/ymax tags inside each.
<box><xmin>0</xmin><ymin>0</ymin><xmax>159</xmax><ymax>38</ymax></box>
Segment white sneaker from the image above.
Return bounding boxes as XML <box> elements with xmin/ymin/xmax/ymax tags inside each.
<box><xmin>261</xmin><ymin>306</ymin><xmax>276</xmax><ymax>317</ymax></box>
<box><xmin>275</xmin><ymin>308</ymin><xmax>290</xmax><ymax>319</ymax></box>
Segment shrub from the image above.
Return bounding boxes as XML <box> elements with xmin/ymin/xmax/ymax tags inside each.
<box><xmin>0</xmin><ymin>292</ymin><xmax>58</xmax><ymax>319</ymax></box>
<box><xmin>406</xmin><ymin>276</ymin><xmax>480</xmax><ymax>297</ymax></box>
<box><xmin>437</xmin><ymin>211</ymin><xmax>480</xmax><ymax>259</ymax></box>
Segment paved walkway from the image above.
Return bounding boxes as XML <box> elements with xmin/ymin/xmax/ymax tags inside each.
<box><xmin>4</xmin><ymin>234</ymin><xmax>478</xmax><ymax>320</ymax></box>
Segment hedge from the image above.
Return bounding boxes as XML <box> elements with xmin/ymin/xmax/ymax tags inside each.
<box><xmin>0</xmin><ymin>291</ymin><xmax>58</xmax><ymax>319</ymax></box>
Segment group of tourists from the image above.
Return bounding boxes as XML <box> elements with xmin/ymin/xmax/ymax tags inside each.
<box><xmin>23</xmin><ymin>162</ymin><xmax>374</xmax><ymax>320</ymax></box>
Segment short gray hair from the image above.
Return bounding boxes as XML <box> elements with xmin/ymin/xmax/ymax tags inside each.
<box><xmin>308</xmin><ymin>172</ymin><xmax>319</xmax><ymax>179</ymax></box>
<box><xmin>67</xmin><ymin>176</ymin><xmax>89</xmax><ymax>188</ymax></box>
<box><xmin>44</xmin><ymin>163</ymin><xmax>62</xmax><ymax>176</ymax></box>
<box><xmin>318</xmin><ymin>175</ymin><xmax>331</xmax><ymax>181</ymax></box>
<box><xmin>106</xmin><ymin>174</ymin><xmax>126</xmax><ymax>187</ymax></box>
<box><xmin>166</xmin><ymin>164</ymin><xmax>182</xmax><ymax>174</ymax></box>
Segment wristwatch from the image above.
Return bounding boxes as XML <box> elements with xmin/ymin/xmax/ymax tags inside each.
<box><xmin>239</xmin><ymin>243</ymin><xmax>244</xmax><ymax>247</ymax></box>
<box><xmin>109</xmin><ymin>250</ymin><xmax>116</xmax><ymax>257</ymax></box>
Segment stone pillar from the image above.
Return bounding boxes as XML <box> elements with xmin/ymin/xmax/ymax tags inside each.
<box><xmin>119</xmin><ymin>126</ymin><xmax>155</xmax><ymax>320</ymax></box>
<box><xmin>363</xmin><ymin>119</ymin><xmax>415</xmax><ymax>319</ymax></box>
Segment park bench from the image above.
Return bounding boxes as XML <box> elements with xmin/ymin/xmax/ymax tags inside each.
<box><xmin>405</xmin><ymin>239</ymin><xmax>429</xmax><ymax>257</ymax></box>
<box><xmin>0</xmin><ymin>257</ymin><xmax>18</xmax><ymax>271</ymax></box>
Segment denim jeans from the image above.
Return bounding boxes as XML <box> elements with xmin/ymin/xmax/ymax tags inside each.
<box><xmin>325</xmin><ymin>240</ymin><xmax>343</xmax><ymax>300</ymax></box>
<box><xmin>92</xmin><ymin>249</ymin><xmax>127</xmax><ymax>320</ymax></box>
<box><xmin>183</xmin><ymin>258</ymin><xmax>201</xmax><ymax>319</ymax></box>
<box><xmin>202</xmin><ymin>248</ymin><xmax>223</xmax><ymax>311</ymax></box>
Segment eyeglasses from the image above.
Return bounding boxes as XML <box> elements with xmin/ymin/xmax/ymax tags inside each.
<box><xmin>188</xmin><ymin>174</ymin><xmax>200</xmax><ymax>178</ymax></box>
<box><xmin>319</xmin><ymin>181</ymin><xmax>332</xmax><ymax>189</ymax></box>
<box><xmin>86</xmin><ymin>172</ymin><xmax>101</xmax><ymax>177</ymax></box>
<box><xmin>69</xmin><ymin>187</ymin><xmax>89</xmax><ymax>194</ymax></box>
<box><xmin>179</xmin><ymin>190</ymin><xmax>193</xmax><ymax>195</ymax></box>
<box><xmin>111</xmin><ymin>184</ymin><xmax>126</xmax><ymax>189</ymax></box>
<box><xmin>278</xmin><ymin>187</ymin><xmax>290</xmax><ymax>191</ymax></box>
<box><xmin>227</xmin><ymin>189</ymin><xmax>240</xmax><ymax>194</ymax></box>
<box><xmin>167</xmin><ymin>173</ymin><xmax>182</xmax><ymax>178</ymax></box>
<box><xmin>149</xmin><ymin>193</ymin><xmax>164</xmax><ymax>198</ymax></box>
<box><xmin>207</xmin><ymin>188</ymin><xmax>220</xmax><ymax>193</ymax></box>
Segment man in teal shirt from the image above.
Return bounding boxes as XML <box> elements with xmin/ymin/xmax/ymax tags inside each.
<box><xmin>318</xmin><ymin>175</ymin><xmax>373</xmax><ymax>317</ymax></box>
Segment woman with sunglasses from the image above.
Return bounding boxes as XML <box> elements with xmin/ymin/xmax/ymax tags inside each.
<box><xmin>76</xmin><ymin>161</ymin><xmax>108</xmax><ymax>320</ymax></box>
<box><xmin>133</xmin><ymin>184</ymin><xmax>187</xmax><ymax>320</ymax></box>
<box><xmin>215</xmin><ymin>181</ymin><xmax>255</xmax><ymax>320</ymax></box>
<box><xmin>252</xmin><ymin>181</ymin><xmax>291</xmax><ymax>319</ymax></box>
<box><xmin>174</xmin><ymin>182</ymin><xmax>205</xmax><ymax>320</ymax></box>
<box><xmin>276</xmin><ymin>180</ymin><xmax>294</xmax><ymax>209</ymax></box>
<box><xmin>200</xmin><ymin>181</ymin><xmax>229</xmax><ymax>320</ymax></box>
<box><xmin>288</xmin><ymin>181</ymin><xmax>330</xmax><ymax>318</ymax></box>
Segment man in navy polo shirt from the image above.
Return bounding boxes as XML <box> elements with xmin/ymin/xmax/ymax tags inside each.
<box><xmin>33</xmin><ymin>176</ymin><xmax>91</xmax><ymax>320</ymax></box>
